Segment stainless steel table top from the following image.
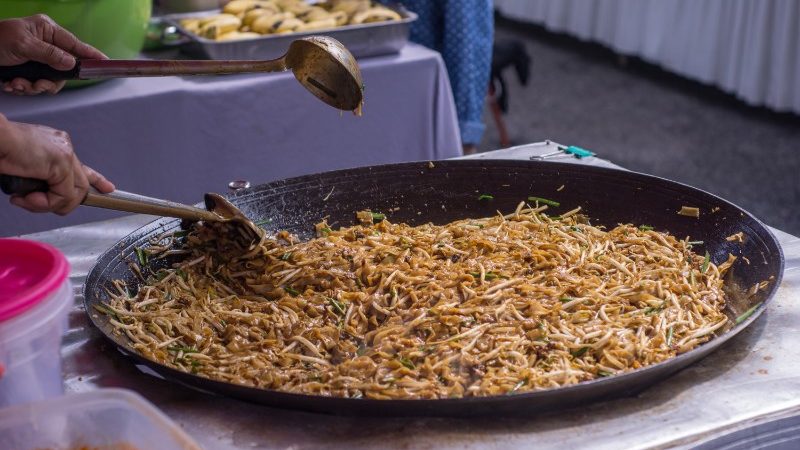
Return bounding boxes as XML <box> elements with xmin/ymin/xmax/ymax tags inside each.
<box><xmin>22</xmin><ymin>143</ymin><xmax>800</xmax><ymax>449</ymax></box>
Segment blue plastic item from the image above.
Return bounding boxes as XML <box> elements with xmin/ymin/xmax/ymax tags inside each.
<box><xmin>561</xmin><ymin>145</ymin><xmax>596</xmax><ymax>159</ymax></box>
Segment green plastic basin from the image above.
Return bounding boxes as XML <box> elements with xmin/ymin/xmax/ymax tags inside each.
<box><xmin>0</xmin><ymin>0</ymin><xmax>152</xmax><ymax>87</ymax></box>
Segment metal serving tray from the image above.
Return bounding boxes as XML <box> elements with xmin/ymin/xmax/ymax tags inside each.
<box><xmin>162</xmin><ymin>4</ymin><xmax>417</xmax><ymax>60</ymax></box>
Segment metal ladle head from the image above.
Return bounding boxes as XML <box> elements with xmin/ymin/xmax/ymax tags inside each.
<box><xmin>285</xmin><ymin>36</ymin><xmax>364</xmax><ymax>111</ymax></box>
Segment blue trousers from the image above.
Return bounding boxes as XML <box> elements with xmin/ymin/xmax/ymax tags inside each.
<box><xmin>399</xmin><ymin>0</ymin><xmax>494</xmax><ymax>145</ymax></box>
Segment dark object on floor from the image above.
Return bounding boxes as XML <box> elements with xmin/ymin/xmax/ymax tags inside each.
<box><xmin>85</xmin><ymin>160</ymin><xmax>782</xmax><ymax>417</ymax></box>
<box><xmin>491</xmin><ymin>38</ymin><xmax>531</xmax><ymax>113</ymax></box>
<box><xmin>488</xmin><ymin>38</ymin><xmax>531</xmax><ymax>146</ymax></box>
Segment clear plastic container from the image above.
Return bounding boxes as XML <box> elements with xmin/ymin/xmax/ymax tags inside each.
<box><xmin>0</xmin><ymin>239</ymin><xmax>73</xmax><ymax>407</ymax></box>
<box><xmin>0</xmin><ymin>388</ymin><xmax>202</xmax><ymax>450</ymax></box>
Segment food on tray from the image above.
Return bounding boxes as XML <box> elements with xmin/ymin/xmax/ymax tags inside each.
<box><xmin>99</xmin><ymin>200</ymin><xmax>737</xmax><ymax>399</ymax></box>
<box><xmin>178</xmin><ymin>0</ymin><xmax>402</xmax><ymax>41</ymax></box>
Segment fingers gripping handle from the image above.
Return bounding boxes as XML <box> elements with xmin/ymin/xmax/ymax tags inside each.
<box><xmin>0</xmin><ymin>175</ymin><xmax>49</xmax><ymax>196</ymax></box>
<box><xmin>0</xmin><ymin>61</ymin><xmax>81</xmax><ymax>82</ymax></box>
<box><xmin>1</xmin><ymin>174</ymin><xmax>223</xmax><ymax>222</ymax></box>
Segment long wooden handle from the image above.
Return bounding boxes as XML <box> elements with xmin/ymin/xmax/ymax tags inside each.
<box><xmin>77</xmin><ymin>58</ymin><xmax>288</xmax><ymax>78</ymax></box>
<box><xmin>83</xmin><ymin>190</ymin><xmax>222</xmax><ymax>222</ymax></box>
<box><xmin>0</xmin><ymin>58</ymin><xmax>288</xmax><ymax>81</ymax></box>
<box><xmin>0</xmin><ymin>174</ymin><xmax>220</xmax><ymax>222</ymax></box>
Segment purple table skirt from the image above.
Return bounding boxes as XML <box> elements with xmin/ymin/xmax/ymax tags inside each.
<box><xmin>0</xmin><ymin>43</ymin><xmax>461</xmax><ymax>236</ymax></box>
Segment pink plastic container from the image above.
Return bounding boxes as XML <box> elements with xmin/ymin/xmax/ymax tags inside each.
<box><xmin>0</xmin><ymin>238</ymin><xmax>72</xmax><ymax>407</ymax></box>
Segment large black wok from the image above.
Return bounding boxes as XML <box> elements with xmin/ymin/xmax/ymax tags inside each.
<box><xmin>83</xmin><ymin>160</ymin><xmax>784</xmax><ymax>416</ymax></box>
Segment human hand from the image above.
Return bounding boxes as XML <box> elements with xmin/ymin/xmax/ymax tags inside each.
<box><xmin>0</xmin><ymin>14</ymin><xmax>107</xmax><ymax>95</ymax></box>
<box><xmin>0</xmin><ymin>115</ymin><xmax>114</xmax><ymax>215</ymax></box>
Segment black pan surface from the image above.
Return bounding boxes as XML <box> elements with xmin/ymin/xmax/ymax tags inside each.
<box><xmin>83</xmin><ymin>160</ymin><xmax>784</xmax><ymax>416</ymax></box>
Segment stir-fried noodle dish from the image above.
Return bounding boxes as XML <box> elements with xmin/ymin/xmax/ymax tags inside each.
<box><xmin>101</xmin><ymin>201</ymin><xmax>738</xmax><ymax>399</ymax></box>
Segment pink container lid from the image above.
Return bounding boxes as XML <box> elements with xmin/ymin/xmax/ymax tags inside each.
<box><xmin>0</xmin><ymin>239</ymin><xmax>69</xmax><ymax>322</ymax></box>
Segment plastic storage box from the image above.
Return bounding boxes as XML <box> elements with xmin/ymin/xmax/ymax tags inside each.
<box><xmin>0</xmin><ymin>388</ymin><xmax>202</xmax><ymax>450</ymax></box>
<box><xmin>0</xmin><ymin>239</ymin><xmax>72</xmax><ymax>407</ymax></box>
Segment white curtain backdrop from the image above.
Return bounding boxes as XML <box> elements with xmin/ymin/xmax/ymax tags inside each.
<box><xmin>494</xmin><ymin>0</ymin><xmax>800</xmax><ymax>114</ymax></box>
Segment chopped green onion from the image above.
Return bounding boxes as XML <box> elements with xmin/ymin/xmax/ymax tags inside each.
<box><xmin>328</xmin><ymin>297</ymin><xmax>346</xmax><ymax>316</ymax></box>
<box><xmin>571</xmin><ymin>347</ymin><xmax>589</xmax><ymax>358</ymax></box>
<box><xmin>560</xmin><ymin>297</ymin><xmax>573</xmax><ymax>303</ymax></box>
<box><xmin>470</xmin><ymin>272</ymin><xmax>498</xmax><ymax>280</ymax></box>
<box><xmin>527</xmin><ymin>196</ymin><xmax>560</xmax><ymax>207</ymax></box>
<box><xmin>135</xmin><ymin>247</ymin><xmax>148</xmax><ymax>266</ymax></box>
<box><xmin>597</xmin><ymin>371</ymin><xmax>612</xmax><ymax>377</ymax></box>
<box><xmin>639</xmin><ymin>225</ymin><xmax>654</xmax><ymax>231</ymax></box>
<box><xmin>644</xmin><ymin>306</ymin><xmax>662</xmax><ymax>316</ymax></box>
<box><xmin>735</xmin><ymin>302</ymin><xmax>763</xmax><ymax>324</ymax></box>
<box><xmin>371</xmin><ymin>212</ymin><xmax>386</xmax><ymax>222</ymax></box>
<box><xmin>701</xmin><ymin>251</ymin><xmax>710</xmax><ymax>273</ymax></box>
<box><xmin>284</xmin><ymin>286</ymin><xmax>300</xmax><ymax>296</ymax></box>
<box><xmin>321</xmin><ymin>227</ymin><xmax>332</xmax><ymax>235</ymax></box>
<box><xmin>478</xmin><ymin>194</ymin><xmax>494</xmax><ymax>201</ymax></box>
<box><xmin>666</xmin><ymin>327</ymin><xmax>674</xmax><ymax>346</ymax></box>
<box><xmin>281</xmin><ymin>251</ymin><xmax>292</xmax><ymax>261</ymax></box>
<box><xmin>399</xmin><ymin>358</ymin><xmax>415</xmax><ymax>370</ymax></box>
<box><xmin>154</xmin><ymin>270</ymin><xmax>170</xmax><ymax>282</ymax></box>
<box><xmin>92</xmin><ymin>304</ymin><xmax>120</xmax><ymax>321</ymax></box>
<box><xmin>356</xmin><ymin>344</ymin><xmax>367</xmax><ymax>356</ymax></box>
<box><xmin>172</xmin><ymin>230</ymin><xmax>189</xmax><ymax>238</ymax></box>
<box><xmin>570</xmin><ymin>226</ymin><xmax>582</xmax><ymax>233</ymax></box>
<box><xmin>176</xmin><ymin>269</ymin><xmax>187</xmax><ymax>280</ymax></box>
<box><xmin>168</xmin><ymin>346</ymin><xmax>198</xmax><ymax>353</ymax></box>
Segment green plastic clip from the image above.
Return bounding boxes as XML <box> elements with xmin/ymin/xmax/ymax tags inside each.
<box><xmin>562</xmin><ymin>146</ymin><xmax>596</xmax><ymax>159</ymax></box>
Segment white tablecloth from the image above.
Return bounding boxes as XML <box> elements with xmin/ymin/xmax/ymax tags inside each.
<box><xmin>495</xmin><ymin>0</ymin><xmax>800</xmax><ymax>114</ymax></box>
<box><xmin>0</xmin><ymin>43</ymin><xmax>461</xmax><ymax>236</ymax></box>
